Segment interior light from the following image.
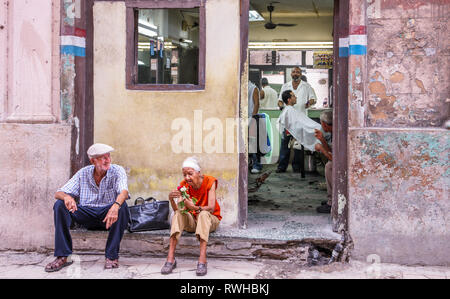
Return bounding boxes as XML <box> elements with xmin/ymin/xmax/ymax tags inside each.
<box><xmin>138</xmin><ymin>20</ymin><xmax>158</xmax><ymax>30</ymax></box>
<box><xmin>248</xmin><ymin>41</ymin><xmax>333</xmax><ymax>49</ymax></box>
<box><xmin>138</xmin><ymin>26</ymin><xmax>158</xmax><ymax>38</ymax></box>
<box><xmin>249</xmin><ymin>10</ymin><xmax>264</xmax><ymax>22</ymax></box>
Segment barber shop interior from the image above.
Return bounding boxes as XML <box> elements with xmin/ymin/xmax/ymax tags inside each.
<box><xmin>245</xmin><ymin>0</ymin><xmax>339</xmax><ymax>242</ymax></box>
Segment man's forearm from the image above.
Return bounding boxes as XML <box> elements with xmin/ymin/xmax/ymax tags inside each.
<box><xmin>55</xmin><ymin>191</ymin><xmax>71</xmax><ymax>201</ymax></box>
<box><xmin>320</xmin><ymin>140</ymin><xmax>331</xmax><ymax>154</ymax></box>
<box><xmin>115</xmin><ymin>190</ymin><xmax>128</xmax><ymax>205</ymax></box>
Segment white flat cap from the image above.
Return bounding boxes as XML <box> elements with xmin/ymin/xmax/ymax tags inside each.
<box><xmin>87</xmin><ymin>143</ymin><xmax>114</xmax><ymax>158</ymax></box>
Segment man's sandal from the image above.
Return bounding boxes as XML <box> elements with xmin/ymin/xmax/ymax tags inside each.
<box><xmin>45</xmin><ymin>256</ymin><xmax>73</xmax><ymax>272</ymax></box>
<box><xmin>104</xmin><ymin>258</ymin><xmax>119</xmax><ymax>269</ymax></box>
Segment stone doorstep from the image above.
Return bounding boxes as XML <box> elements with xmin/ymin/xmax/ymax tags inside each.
<box><xmin>69</xmin><ymin>229</ymin><xmax>340</xmax><ymax>262</ymax></box>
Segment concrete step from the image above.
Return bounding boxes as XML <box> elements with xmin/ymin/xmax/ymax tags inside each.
<box><xmin>69</xmin><ymin>229</ymin><xmax>340</xmax><ymax>262</ymax></box>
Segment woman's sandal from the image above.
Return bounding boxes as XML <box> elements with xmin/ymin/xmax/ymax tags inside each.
<box><xmin>45</xmin><ymin>257</ymin><xmax>73</xmax><ymax>272</ymax></box>
<box><xmin>161</xmin><ymin>259</ymin><xmax>177</xmax><ymax>275</ymax></box>
<box><xmin>196</xmin><ymin>262</ymin><xmax>207</xmax><ymax>276</ymax></box>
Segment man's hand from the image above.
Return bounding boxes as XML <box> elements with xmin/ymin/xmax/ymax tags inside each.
<box><xmin>305</xmin><ymin>99</ymin><xmax>316</xmax><ymax>108</ymax></box>
<box><xmin>64</xmin><ymin>196</ymin><xmax>77</xmax><ymax>213</ymax></box>
<box><xmin>103</xmin><ymin>204</ymin><xmax>119</xmax><ymax>230</ymax></box>
<box><xmin>314</xmin><ymin>129</ymin><xmax>324</xmax><ymax>142</ymax></box>
<box><xmin>315</xmin><ymin>142</ymin><xmax>333</xmax><ymax>161</ymax></box>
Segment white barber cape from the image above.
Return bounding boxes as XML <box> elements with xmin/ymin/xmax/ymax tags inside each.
<box><xmin>278</xmin><ymin>105</ymin><xmax>321</xmax><ymax>152</ymax></box>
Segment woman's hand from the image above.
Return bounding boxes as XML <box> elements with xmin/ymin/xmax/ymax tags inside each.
<box><xmin>183</xmin><ymin>197</ymin><xmax>196</xmax><ymax>210</ymax></box>
<box><xmin>169</xmin><ymin>189</ymin><xmax>182</xmax><ymax>211</ymax></box>
<box><xmin>169</xmin><ymin>190</ymin><xmax>182</xmax><ymax>202</ymax></box>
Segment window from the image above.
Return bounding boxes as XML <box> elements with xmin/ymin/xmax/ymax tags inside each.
<box><xmin>249</xmin><ymin>50</ymin><xmax>274</xmax><ymax>65</ymax></box>
<box><xmin>126</xmin><ymin>0</ymin><xmax>205</xmax><ymax>90</ymax></box>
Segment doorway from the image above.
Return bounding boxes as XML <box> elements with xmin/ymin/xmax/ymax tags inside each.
<box><xmin>240</xmin><ymin>0</ymin><xmax>348</xmax><ymax>240</ymax></box>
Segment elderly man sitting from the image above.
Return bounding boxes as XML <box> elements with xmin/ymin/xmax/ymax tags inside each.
<box><xmin>314</xmin><ymin>111</ymin><xmax>333</xmax><ymax>214</ymax></box>
<box><xmin>45</xmin><ymin>143</ymin><xmax>130</xmax><ymax>272</ymax></box>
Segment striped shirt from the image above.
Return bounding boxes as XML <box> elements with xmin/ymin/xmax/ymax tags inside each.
<box><xmin>58</xmin><ymin>164</ymin><xmax>129</xmax><ymax>207</ymax></box>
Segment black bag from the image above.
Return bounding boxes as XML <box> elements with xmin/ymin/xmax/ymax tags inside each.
<box><xmin>128</xmin><ymin>197</ymin><xmax>170</xmax><ymax>232</ymax></box>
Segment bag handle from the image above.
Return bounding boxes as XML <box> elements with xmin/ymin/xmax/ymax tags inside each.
<box><xmin>134</xmin><ymin>197</ymin><xmax>157</xmax><ymax>205</ymax></box>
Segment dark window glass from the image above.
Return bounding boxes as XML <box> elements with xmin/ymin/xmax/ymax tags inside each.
<box><xmin>136</xmin><ymin>8</ymin><xmax>199</xmax><ymax>85</ymax></box>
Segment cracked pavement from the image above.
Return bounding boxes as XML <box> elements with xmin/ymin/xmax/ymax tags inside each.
<box><xmin>0</xmin><ymin>252</ymin><xmax>448</xmax><ymax>279</ymax></box>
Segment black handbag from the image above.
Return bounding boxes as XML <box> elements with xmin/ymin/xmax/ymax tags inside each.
<box><xmin>128</xmin><ymin>197</ymin><xmax>170</xmax><ymax>232</ymax></box>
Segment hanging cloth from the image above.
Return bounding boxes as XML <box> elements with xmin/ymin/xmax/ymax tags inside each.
<box><xmin>150</xmin><ymin>40</ymin><xmax>155</xmax><ymax>56</ymax></box>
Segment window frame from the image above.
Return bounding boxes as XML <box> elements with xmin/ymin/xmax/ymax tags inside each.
<box><xmin>125</xmin><ymin>0</ymin><xmax>206</xmax><ymax>91</ymax></box>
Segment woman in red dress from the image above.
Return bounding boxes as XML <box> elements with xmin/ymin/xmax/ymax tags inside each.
<box><xmin>161</xmin><ymin>157</ymin><xmax>221</xmax><ymax>276</ymax></box>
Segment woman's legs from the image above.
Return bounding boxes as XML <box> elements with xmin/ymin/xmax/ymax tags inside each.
<box><xmin>196</xmin><ymin>211</ymin><xmax>220</xmax><ymax>263</ymax></box>
<box><xmin>199</xmin><ymin>239</ymin><xmax>208</xmax><ymax>263</ymax></box>
<box><xmin>167</xmin><ymin>210</ymin><xmax>196</xmax><ymax>262</ymax></box>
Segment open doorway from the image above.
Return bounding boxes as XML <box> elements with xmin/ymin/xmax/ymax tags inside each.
<box><xmin>243</xmin><ymin>0</ymin><xmax>346</xmax><ymax>242</ymax></box>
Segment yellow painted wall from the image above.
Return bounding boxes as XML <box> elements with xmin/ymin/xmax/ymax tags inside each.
<box><xmin>93</xmin><ymin>0</ymin><xmax>242</xmax><ymax>226</ymax></box>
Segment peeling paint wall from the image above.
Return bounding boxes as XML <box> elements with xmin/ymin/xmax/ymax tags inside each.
<box><xmin>349</xmin><ymin>129</ymin><xmax>449</xmax><ymax>265</ymax></box>
<box><xmin>93</xmin><ymin>0</ymin><xmax>241</xmax><ymax>227</ymax></box>
<box><xmin>366</xmin><ymin>1</ymin><xmax>449</xmax><ymax>127</ymax></box>
<box><xmin>348</xmin><ymin>0</ymin><xmax>450</xmax><ymax>265</ymax></box>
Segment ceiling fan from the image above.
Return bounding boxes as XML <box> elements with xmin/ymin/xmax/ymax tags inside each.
<box><xmin>264</xmin><ymin>2</ymin><xmax>297</xmax><ymax>30</ymax></box>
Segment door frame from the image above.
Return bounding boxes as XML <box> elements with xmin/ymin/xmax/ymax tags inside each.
<box><xmin>331</xmin><ymin>0</ymin><xmax>349</xmax><ymax>232</ymax></box>
<box><xmin>67</xmin><ymin>0</ymin><xmax>94</xmax><ymax>175</ymax></box>
<box><xmin>238</xmin><ymin>0</ymin><xmax>250</xmax><ymax>229</ymax></box>
<box><xmin>237</xmin><ymin>0</ymin><xmax>350</xmax><ymax>232</ymax></box>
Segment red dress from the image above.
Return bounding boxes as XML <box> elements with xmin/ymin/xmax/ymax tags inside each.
<box><xmin>179</xmin><ymin>175</ymin><xmax>222</xmax><ymax>221</ymax></box>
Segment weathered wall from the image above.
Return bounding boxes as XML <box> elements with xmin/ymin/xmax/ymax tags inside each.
<box><xmin>93</xmin><ymin>0</ymin><xmax>241</xmax><ymax>227</ymax></box>
<box><xmin>0</xmin><ymin>124</ymin><xmax>71</xmax><ymax>250</ymax></box>
<box><xmin>0</xmin><ymin>0</ymin><xmax>72</xmax><ymax>250</ymax></box>
<box><xmin>348</xmin><ymin>0</ymin><xmax>450</xmax><ymax>265</ymax></box>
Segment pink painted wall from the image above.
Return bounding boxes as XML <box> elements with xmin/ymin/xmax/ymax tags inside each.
<box><xmin>0</xmin><ymin>0</ymin><xmax>72</xmax><ymax>250</ymax></box>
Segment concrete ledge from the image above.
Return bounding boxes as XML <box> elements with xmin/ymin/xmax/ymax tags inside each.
<box><xmin>66</xmin><ymin>229</ymin><xmax>340</xmax><ymax>261</ymax></box>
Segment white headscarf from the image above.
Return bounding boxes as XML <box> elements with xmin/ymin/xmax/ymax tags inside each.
<box><xmin>182</xmin><ymin>157</ymin><xmax>201</xmax><ymax>172</ymax></box>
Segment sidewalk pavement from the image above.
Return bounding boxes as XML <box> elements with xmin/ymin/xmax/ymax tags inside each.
<box><xmin>0</xmin><ymin>251</ymin><xmax>448</xmax><ymax>279</ymax></box>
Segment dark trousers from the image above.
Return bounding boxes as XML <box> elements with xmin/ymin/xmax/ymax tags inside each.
<box><xmin>278</xmin><ymin>131</ymin><xmax>305</xmax><ymax>175</ymax></box>
<box><xmin>250</xmin><ymin>153</ymin><xmax>262</xmax><ymax>171</ymax></box>
<box><xmin>53</xmin><ymin>200</ymin><xmax>129</xmax><ymax>260</ymax></box>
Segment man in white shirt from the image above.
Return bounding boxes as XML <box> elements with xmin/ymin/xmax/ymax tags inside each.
<box><xmin>276</xmin><ymin>67</ymin><xmax>317</xmax><ymax>176</ymax></box>
<box><xmin>259</xmin><ymin>77</ymin><xmax>279</xmax><ymax>109</ymax></box>
<box><xmin>278</xmin><ymin>67</ymin><xmax>317</xmax><ymax>114</ymax></box>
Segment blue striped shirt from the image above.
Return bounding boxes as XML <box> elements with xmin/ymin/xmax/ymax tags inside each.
<box><xmin>58</xmin><ymin>164</ymin><xmax>129</xmax><ymax>207</ymax></box>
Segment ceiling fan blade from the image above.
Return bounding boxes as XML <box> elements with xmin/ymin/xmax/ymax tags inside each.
<box><xmin>264</xmin><ymin>22</ymin><xmax>277</xmax><ymax>30</ymax></box>
<box><xmin>276</xmin><ymin>23</ymin><xmax>297</xmax><ymax>27</ymax></box>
